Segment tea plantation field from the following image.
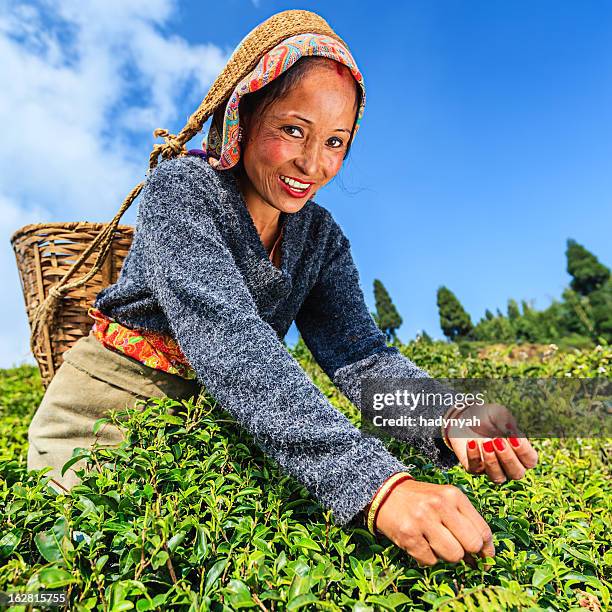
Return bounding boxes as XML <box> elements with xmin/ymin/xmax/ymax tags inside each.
<box><xmin>0</xmin><ymin>340</ymin><xmax>610</xmax><ymax>611</ymax></box>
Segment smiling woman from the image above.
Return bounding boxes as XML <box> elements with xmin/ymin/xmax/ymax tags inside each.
<box><xmin>235</xmin><ymin>56</ymin><xmax>361</xmax><ymax>249</ymax></box>
<box><xmin>26</xmin><ymin>9</ymin><xmax>538</xmax><ymax>568</ymax></box>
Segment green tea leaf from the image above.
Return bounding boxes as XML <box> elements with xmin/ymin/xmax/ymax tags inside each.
<box><xmin>532</xmin><ymin>567</ymin><xmax>554</xmax><ymax>589</ymax></box>
<box><xmin>295</xmin><ymin>537</ymin><xmax>321</xmax><ymax>552</ymax></box>
<box><xmin>34</xmin><ymin>517</ymin><xmax>72</xmax><ymax>563</ymax></box>
<box><xmin>204</xmin><ymin>558</ymin><xmax>227</xmax><ymax>596</ymax></box>
<box><xmin>286</xmin><ymin>593</ymin><xmax>319</xmax><ymax>610</ymax></box>
<box><xmin>0</xmin><ymin>528</ymin><xmax>22</xmax><ymax>559</ymax></box>
<box><xmin>36</xmin><ymin>567</ymin><xmax>77</xmax><ymax>588</ymax></box>
<box><xmin>226</xmin><ymin>579</ymin><xmax>256</xmax><ymax>608</ymax></box>
<box><xmin>367</xmin><ymin>592</ymin><xmax>412</xmax><ymax>609</ymax></box>
<box><xmin>151</xmin><ymin>550</ymin><xmax>168</xmax><ymax>570</ymax></box>
<box><xmin>93</xmin><ymin>418</ymin><xmax>111</xmax><ymax>435</ymax></box>
<box><xmin>167</xmin><ymin>530</ymin><xmax>187</xmax><ymax>553</ymax></box>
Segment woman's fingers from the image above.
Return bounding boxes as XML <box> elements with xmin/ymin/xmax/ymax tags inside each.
<box><xmin>489</xmin><ymin>437</ymin><xmax>526</xmax><ymax>480</ymax></box>
<box><xmin>487</xmin><ymin>403</ymin><xmax>517</xmax><ymax>435</ymax></box>
<box><xmin>507</xmin><ymin>436</ymin><xmax>539</xmax><ymax>469</ymax></box>
<box><xmin>424</xmin><ymin>523</ymin><xmax>466</xmax><ymax>564</ymax></box>
<box><xmin>481</xmin><ymin>439</ymin><xmax>507</xmax><ymax>483</ymax></box>
<box><xmin>441</xmin><ymin>505</ymin><xmax>486</xmax><ymax>555</ymax></box>
<box><xmin>478</xmin><ymin>528</ymin><xmax>496</xmax><ymax>560</ymax></box>
<box><xmin>409</xmin><ymin>537</ymin><xmax>439</xmax><ymax>567</ymax></box>
<box><xmin>454</xmin><ymin>489</ymin><xmax>496</xmax><ymax>559</ymax></box>
<box><xmin>465</xmin><ymin>435</ymin><xmax>537</xmax><ymax>483</ymax></box>
<box><xmin>433</xmin><ymin>486</ymin><xmax>493</xmax><ymax>561</ymax></box>
<box><xmin>466</xmin><ymin>439</ymin><xmax>484</xmax><ymax>473</ymax></box>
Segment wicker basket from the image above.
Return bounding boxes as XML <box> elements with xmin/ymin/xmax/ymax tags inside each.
<box><xmin>11</xmin><ymin>222</ymin><xmax>134</xmax><ymax>389</ymax></box>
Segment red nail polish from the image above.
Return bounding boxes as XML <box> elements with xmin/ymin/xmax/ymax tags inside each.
<box><xmin>505</xmin><ymin>422</ymin><xmax>515</xmax><ymax>431</ymax></box>
<box><xmin>483</xmin><ymin>440</ymin><xmax>494</xmax><ymax>453</ymax></box>
<box><xmin>509</xmin><ymin>437</ymin><xmax>520</xmax><ymax>448</ymax></box>
<box><xmin>468</xmin><ymin>440</ymin><xmax>477</xmax><ymax>450</ymax></box>
<box><xmin>494</xmin><ymin>438</ymin><xmax>505</xmax><ymax>451</ymax></box>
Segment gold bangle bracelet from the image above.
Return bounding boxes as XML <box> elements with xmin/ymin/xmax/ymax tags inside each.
<box><xmin>442</xmin><ymin>429</ymin><xmax>454</xmax><ymax>450</ymax></box>
<box><xmin>366</xmin><ymin>472</ymin><xmax>413</xmax><ymax>535</ymax></box>
<box><xmin>441</xmin><ymin>406</ymin><xmax>461</xmax><ymax>450</ymax></box>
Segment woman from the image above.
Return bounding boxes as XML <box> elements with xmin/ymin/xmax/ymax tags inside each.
<box><xmin>27</xmin><ymin>10</ymin><xmax>538</xmax><ymax>567</ymax></box>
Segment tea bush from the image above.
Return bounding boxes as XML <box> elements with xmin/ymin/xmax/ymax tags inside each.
<box><xmin>0</xmin><ymin>341</ymin><xmax>610</xmax><ymax>611</ymax></box>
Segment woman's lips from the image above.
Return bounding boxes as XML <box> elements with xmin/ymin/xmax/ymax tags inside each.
<box><xmin>278</xmin><ymin>175</ymin><xmax>314</xmax><ymax>198</ymax></box>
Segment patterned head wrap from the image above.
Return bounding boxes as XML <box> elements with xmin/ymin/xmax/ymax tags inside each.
<box><xmin>204</xmin><ymin>32</ymin><xmax>366</xmax><ymax>171</ymax></box>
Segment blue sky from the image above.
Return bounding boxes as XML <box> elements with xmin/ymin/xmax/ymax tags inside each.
<box><xmin>2</xmin><ymin>1</ymin><xmax>611</xmax><ymax>366</ymax></box>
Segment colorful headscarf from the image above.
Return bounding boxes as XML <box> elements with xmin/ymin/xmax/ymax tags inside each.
<box><xmin>204</xmin><ymin>32</ymin><xmax>366</xmax><ymax>171</ymax></box>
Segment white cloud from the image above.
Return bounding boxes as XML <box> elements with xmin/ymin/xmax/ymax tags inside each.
<box><xmin>0</xmin><ymin>0</ymin><xmax>227</xmax><ymax>368</ymax></box>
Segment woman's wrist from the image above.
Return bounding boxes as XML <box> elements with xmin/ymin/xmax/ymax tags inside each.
<box><xmin>441</xmin><ymin>405</ymin><xmax>463</xmax><ymax>451</ymax></box>
<box><xmin>364</xmin><ymin>471</ymin><xmax>414</xmax><ymax>535</ymax></box>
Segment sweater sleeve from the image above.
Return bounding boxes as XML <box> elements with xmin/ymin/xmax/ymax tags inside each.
<box><xmin>295</xmin><ymin>215</ymin><xmax>457</xmax><ymax>469</ymax></box>
<box><xmin>135</xmin><ymin>160</ymin><xmax>413</xmax><ymax>526</ymax></box>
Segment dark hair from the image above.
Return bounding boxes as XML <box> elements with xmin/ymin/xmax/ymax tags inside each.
<box><xmin>237</xmin><ymin>56</ymin><xmax>362</xmax><ymax>161</ymax></box>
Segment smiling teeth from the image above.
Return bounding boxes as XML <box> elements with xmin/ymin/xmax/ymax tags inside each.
<box><xmin>280</xmin><ymin>175</ymin><xmax>309</xmax><ymax>190</ymax></box>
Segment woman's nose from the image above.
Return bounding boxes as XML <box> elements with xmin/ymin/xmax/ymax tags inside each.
<box><xmin>293</xmin><ymin>140</ymin><xmax>322</xmax><ymax>177</ymax></box>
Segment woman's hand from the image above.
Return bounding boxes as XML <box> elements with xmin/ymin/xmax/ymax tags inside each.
<box><xmin>446</xmin><ymin>403</ymin><xmax>539</xmax><ymax>483</ymax></box>
<box><xmin>374</xmin><ymin>479</ymin><xmax>495</xmax><ymax>566</ymax></box>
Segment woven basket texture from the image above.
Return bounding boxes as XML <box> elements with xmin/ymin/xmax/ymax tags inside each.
<box><xmin>11</xmin><ymin>223</ymin><xmax>134</xmax><ymax>389</ymax></box>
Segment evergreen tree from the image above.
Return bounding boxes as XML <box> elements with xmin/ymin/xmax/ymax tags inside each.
<box><xmin>507</xmin><ymin>299</ymin><xmax>521</xmax><ymax>321</ymax></box>
<box><xmin>566</xmin><ymin>239</ymin><xmax>610</xmax><ymax>296</ymax></box>
<box><xmin>373</xmin><ymin>279</ymin><xmax>403</xmax><ymax>341</ymax></box>
<box><xmin>561</xmin><ymin>287</ymin><xmax>596</xmax><ymax>338</ymax></box>
<box><xmin>437</xmin><ymin>286</ymin><xmax>473</xmax><ymax>341</ymax></box>
<box><xmin>521</xmin><ymin>300</ymin><xmax>533</xmax><ymax>316</ymax></box>
<box><xmin>420</xmin><ymin>330</ymin><xmax>433</xmax><ymax>344</ymax></box>
<box><xmin>589</xmin><ymin>279</ymin><xmax>612</xmax><ymax>342</ymax></box>
<box><xmin>471</xmin><ymin>313</ymin><xmax>516</xmax><ymax>343</ymax></box>
<box><xmin>491</xmin><ymin>316</ymin><xmax>516</xmax><ymax>343</ymax></box>
<box><xmin>485</xmin><ymin>309</ymin><xmax>495</xmax><ymax>321</ymax></box>
<box><xmin>537</xmin><ymin>300</ymin><xmax>565</xmax><ymax>343</ymax></box>
<box><xmin>513</xmin><ymin>315</ymin><xmax>538</xmax><ymax>343</ymax></box>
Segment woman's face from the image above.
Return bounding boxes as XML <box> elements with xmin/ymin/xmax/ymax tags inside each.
<box><xmin>239</xmin><ymin>62</ymin><xmax>358</xmax><ymax>215</ymax></box>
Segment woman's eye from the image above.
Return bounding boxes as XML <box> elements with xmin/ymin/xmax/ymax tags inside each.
<box><xmin>282</xmin><ymin>126</ymin><xmax>303</xmax><ymax>137</ymax></box>
<box><xmin>327</xmin><ymin>136</ymin><xmax>344</xmax><ymax>148</ymax></box>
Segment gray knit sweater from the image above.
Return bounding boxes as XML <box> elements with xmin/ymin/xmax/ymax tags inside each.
<box><xmin>95</xmin><ymin>155</ymin><xmax>457</xmax><ymax>526</ymax></box>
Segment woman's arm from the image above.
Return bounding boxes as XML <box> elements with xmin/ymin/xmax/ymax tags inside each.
<box><xmin>135</xmin><ymin>158</ymin><xmax>411</xmax><ymax>526</ymax></box>
<box><xmin>294</xmin><ymin>214</ymin><xmax>457</xmax><ymax>469</ymax></box>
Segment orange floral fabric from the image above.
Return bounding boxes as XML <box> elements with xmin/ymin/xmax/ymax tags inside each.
<box><xmin>87</xmin><ymin>307</ymin><xmax>197</xmax><ymax>380</ymax></box>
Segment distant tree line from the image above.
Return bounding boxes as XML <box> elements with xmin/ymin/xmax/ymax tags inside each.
<box><xmin>371</xmin><ymin>239</ymin><xmax>611</xmax><ymax>346</ymax></box>
<box><xmin>436</xmin><ymin>239</ymin><xmax>611</xmax><ymax>345</ymax></box>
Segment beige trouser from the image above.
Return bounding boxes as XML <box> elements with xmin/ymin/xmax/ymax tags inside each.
<box><xmin>27</xmin><ymin>331</ymin><xmax>202</xmax><ymax>492</ymax></box>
